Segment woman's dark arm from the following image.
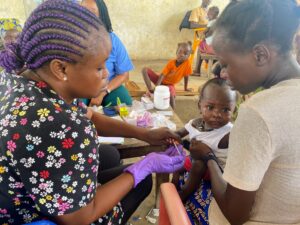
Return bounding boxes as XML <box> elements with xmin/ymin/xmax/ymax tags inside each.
<box><xmin>54</xmin><ymin>173</ymin><xmax>134</xmax><ymax>225</ymax></box>
<box><xmin>175</xmin><ymin>127</ymin><xmax>189</xmax><ymax>138</ymax></box>
<box><xmin>189</xmin><ymin>141</ymin><xmax>256</xmax><ymax>225</ymax></box>
<box><xmin>207</xmin><ymin>160</ymin><xmax>256</xmax><ymax>225</ymax></box>
<box><xmin>90</xmin><ymin>109</ymin><xmax>180</xmax><ymax>145</ymax></box>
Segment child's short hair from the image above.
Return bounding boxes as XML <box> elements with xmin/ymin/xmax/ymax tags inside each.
<box><xmin>209</xmin><ymin>6</ymin><xmax>220</xmax><ymax>18</ymax></box>
<box><xmin>199</xmin><ymin>78</ymin><xmax>236</xmax><ymax>102</ymax></box>
<box><xmin>177</xmin><ymin>41</ymin><xmax>192</xmax><ymax>54</ymax></box>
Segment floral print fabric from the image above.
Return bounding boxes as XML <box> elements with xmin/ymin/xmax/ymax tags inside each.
<box><xmin>0</xmin><ymin>71</ymin><xmax>123</xmax><ymax>224</ymax></box>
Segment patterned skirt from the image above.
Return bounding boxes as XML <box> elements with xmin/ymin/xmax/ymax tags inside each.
<box><xmin>179</xmin><ymin>172</ymin><xmax>213</xmax><ymax>225</ymax></box>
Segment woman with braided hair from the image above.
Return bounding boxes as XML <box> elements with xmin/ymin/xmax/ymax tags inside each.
<box><xmin>81</xmin><ymin>0</ymin><xmax>134</xmax><ymax>107</ymax></box>
<box><xmin>190</xmin><ymin>0</ymin><xmax>300</xmax><ymax>224</ymax></box>
<box><xmin>0</xmin><ymin>1</ymin><xmax>185</xmax><ymax>224</ymax></box>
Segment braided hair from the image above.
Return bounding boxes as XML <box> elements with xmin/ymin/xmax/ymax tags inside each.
<box><xmin>215</xmin><ymin>0</ymin><xmax>300</xmax><ymax>53</ymax></box>
<box><xmin>95</xmin><ymin>0</ymin><xmax>113</xmax><ymax>32</ymax></box>
<box><xmin>0</xmin><ymin>0</ymin><xmax>105</xmax><ymax>73</ymax></box>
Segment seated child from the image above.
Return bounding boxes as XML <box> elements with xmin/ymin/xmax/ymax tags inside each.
<box><xmin>199</xmin><ymin>6</ymin><xmax>219</xmax><ymax>54</ymax></box>
<box><xmin>173</xmin><ymin>78</ymin><xmax>237</xmax><ymax>204</ymax></box>
<box><xmin>142</xmin><ymin>41</ymin><xmax>193</xmax><ymax>108</ymax></box>
<box><xmin>194</xmin><ymin>6</ymin><xmax>219</xmax><ymax>75</ymax></box>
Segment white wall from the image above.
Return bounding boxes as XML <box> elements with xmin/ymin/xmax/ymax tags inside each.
<box><xmin>0</xmin><ymin>0</ymin><xmax>230</xmax><ymax>60</ymax></box>
<box><xmin>107</xmin><ymin>0</ymin><xmax>230</xmax><ymax>59</ymax></box>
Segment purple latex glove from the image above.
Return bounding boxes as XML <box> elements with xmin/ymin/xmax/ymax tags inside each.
<box><xmin>159</xmin><ymin>145</ymin><xmax>184</xmax><ymax>156</ymax></box>
<box><xmin>124</xmin><ymin>148</ymin><xmax>185</xmax><ymax>187</ymax></box>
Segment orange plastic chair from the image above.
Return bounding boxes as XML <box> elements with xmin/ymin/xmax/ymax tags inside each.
<box><xmin>158</xmin><ymin>183</ymin><xmax>192</xmax><ymax>225</ymax></box>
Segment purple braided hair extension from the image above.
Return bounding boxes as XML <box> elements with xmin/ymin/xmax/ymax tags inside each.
<box><xmin>22</xmin><ymin>0</ymin><xmax>99</xmax><ymax>33</ymax></box>
<box><xmin>27</xmin><ymin>55</ymin><xmax>74</xmax><ymax>70</ymax></box>
<box><xmin>21</xmin><ymin>33</ymin><xmax>85</xmax><ymax>57</ymax></box>
<box><xmin>22</xmin><ymin>22</ymin><xmax>85</xmax><ymax>44</ymax></box>
<box><xmin>0</xmin><ymin>43</ymin><xmax>24</xmax><ymax>73</ymax></box>
<box><xmin>36</xmin><ymin>6</ymin><xmax>99</xmax><ymax>30</ymax></box>
<box><xmin>26</xmin><ymin>11</ymin><xmax>89</xmax><ymax>33</ymax></box>
<box><xmin>0</xmin><ymin>0</ymin><xmax>104</xmax><ymax>72</ymax></box>
<box><xmin>26</xmin><ymin>43</ymin><xmax>83</xmax><ymax>64</ymax></box>
<box><xmin>33</xmin><ymin>2</ymin><xmax>100</xmax><ymax>30</ymax></box>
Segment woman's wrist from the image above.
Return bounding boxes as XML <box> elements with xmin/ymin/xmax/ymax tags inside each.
<box><xmin>202</xmin><ymin>152</ymin><xmax>218</xmax><ymax>165</ymax></box>
<box><xmin>136</xmin><ymin>127</ymin><xmax>150</xmax><ymax>141</ymax></box>
<box><xmin>205</xmin><ymin>152</ymin><xmax>224</xmax><ymax>172</ymax></box>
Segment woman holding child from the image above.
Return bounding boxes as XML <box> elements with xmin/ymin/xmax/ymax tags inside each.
<box><xmin>189</xmin><ymin>0</ymin><xmax>300</xmax><ymax>224</ymax></box>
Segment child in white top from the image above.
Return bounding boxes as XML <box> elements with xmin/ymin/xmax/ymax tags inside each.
<box><xmin>173</xmin><ymin>78</ymin><xmax>237</xmax><ymax>202</ymax></box>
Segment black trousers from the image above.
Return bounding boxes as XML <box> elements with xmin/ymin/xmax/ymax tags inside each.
<box><xmin>98</xmin><ymin>145</ymin><xmax>152</xmax><ymax>224</ymax></box>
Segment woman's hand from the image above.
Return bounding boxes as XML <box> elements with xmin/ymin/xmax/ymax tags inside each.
<box><xmin>189</xmin><ymin>138</ymin><xmax>212</xmax><ymax>160</ymax></box>
<box><xmin>124</xmin><ymin>148</ymin><xmax>185</xmax><ymax>187</ymax></box>
<box><xmin>142</xmin><ymin>127</ymin><xmax>181</xmax><ymax>145</ymax></box>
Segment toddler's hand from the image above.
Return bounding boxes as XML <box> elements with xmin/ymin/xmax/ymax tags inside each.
<box><xmin>189</xmin><ymin>138</ymin><xmax>212</xmax><ymax>160</ymax></box>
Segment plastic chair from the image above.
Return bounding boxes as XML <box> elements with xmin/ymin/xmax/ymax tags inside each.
<box><xmin>24</xmin><ymin>220</ymin><xmax>56</xmax><ymax>225</ymax></box>
<box><xmin>158</xmin><ymin>183</ymin><xmax>192</xmax><ymax>225</ymax></box>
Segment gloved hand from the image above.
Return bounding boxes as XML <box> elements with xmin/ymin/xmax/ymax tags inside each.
<box><xmin>158</xmin><ymin>145</ymin><xmax>183</xmax><ymax>156</ymax></box>
<box><xmin>124</xmin><ymin>145</ymin><xmax>185</xmax><ymax>187</ymax></box>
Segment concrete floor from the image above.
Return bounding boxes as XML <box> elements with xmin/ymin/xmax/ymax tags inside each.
<box><xmin>125</xmin><ymin>60</ymin><xmax>208</xmax><ymax>225</ymax></box>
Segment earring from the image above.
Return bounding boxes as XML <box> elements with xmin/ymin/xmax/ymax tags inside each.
<box><xmin>63</xmin><ymin>76</ymin><xmax>67</xmax><ymax>81</ymax></box>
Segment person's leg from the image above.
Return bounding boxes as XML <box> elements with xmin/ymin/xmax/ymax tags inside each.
<box><xmin>170</xmin><ymin>95</ymin><xmax>175</xmax><ymax>109</ymax></box>
<box><xmin>121</xmin><ymin>174</ymin><xmax>152</xmax><ymax>224</ymax></box>
<box><xmin>179</xmin><ymin>160</ymin><xmax>206</xmax><ymax>202</ymax></box>
<box><xmin>142</xmin><ymin>67</ymin><xmax>159</xmax><ymax>92</ymax></box>
<box><xmin>102</xmin><ymin>85</ymin><xmax>132</xmax><ymax>106</ymax></box>
<box><xmin>98</xmin><ymin>144</ymin><xmax>121</xmax><ymax>171</ymax></box>
<box><xmin>97</xmin><ymin>145</ymin><xmax>152</xmax><ymax>224</ymax></box>
<box><xmin>168</xmin><ymin>85</ymin><xmax>176</xmax><ymax>109</ymax></box>
<box><xmin>98</xmin><ymin>163</ymin><xmax>152</xmax><ymax>225</ymax></box>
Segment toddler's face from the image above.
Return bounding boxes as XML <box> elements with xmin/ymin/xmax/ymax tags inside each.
<box><xmin>207</xmin><ymin>9</ymin><xmax>217</xmax><ymax>20</ymax></box>
<box><xmin>176</xmin><ymin>46</ymin><xmax>191</xmax><ymax>63</ymax></box>
<box><xmin>199</xmin><ymin>85</ymin><xmax>236</xmax><ymax>130</ymax></box>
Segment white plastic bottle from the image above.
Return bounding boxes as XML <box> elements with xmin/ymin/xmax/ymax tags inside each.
<box><xmin>154</xmin><ymin>85</ymin><xmax>170</xmax><ymax>110</ymax></box>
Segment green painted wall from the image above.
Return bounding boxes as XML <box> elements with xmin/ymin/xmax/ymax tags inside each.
<box><xmin>0</xmin><ymin>0</ymin><xmax>229</xmax><ymax>59</ymax></box>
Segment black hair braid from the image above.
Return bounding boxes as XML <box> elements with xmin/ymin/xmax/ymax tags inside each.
<box><xmin>216</xmin><ymin>0</ymin><xmax>300</xmax><ymax>53</ymax></box>
<box><xmin>95</xmin><ymin>0</ymin><xmax>113</xmax><ymax>32</ymax></box>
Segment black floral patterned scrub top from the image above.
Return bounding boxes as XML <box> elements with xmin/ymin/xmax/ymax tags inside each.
<box><xmin>0</xmin><ymin>71</ymin><xmax>123</xmax><ymax>225</ymax></box>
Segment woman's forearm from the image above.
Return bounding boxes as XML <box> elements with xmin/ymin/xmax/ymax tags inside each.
<box><xmin>207</xmin><ymin>160</ymin><xmax>227</xmax><ymax>203</ymax></box>
<box><xmin>207</xmin><ymin>160</ymin><xmax>254</xmax><ymax>225</ymax></box>
<box><xmin>107</xmin><ymin>72</ymin><xmax>129</xmax><ymax>91</ymax></box>
<box><xmin>91</xmin><ymin>173</ymin><xmax>134</xmax><ymax>221</ymax></box>
<box><xmin>54</xmin><ymin>173</ymin><xmax>134</xmax><ymax>225</ymax></box>
<box><xmin>91</xmin><ymin>110</ymin><xmax>147</xmax><ymax>139</ymax></box>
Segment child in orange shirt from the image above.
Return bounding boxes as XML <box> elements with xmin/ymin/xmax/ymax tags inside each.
<box><xmin>142</xmin><ymin>41</ymin><xmax>193</xmax><ymax>108</ymax></box>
